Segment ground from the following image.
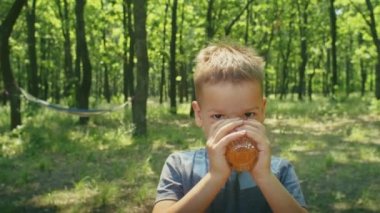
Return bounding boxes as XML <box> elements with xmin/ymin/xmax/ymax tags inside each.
<box><xmin>0</xmin><ymin>95</ymin><xmax>379</xmax><ymax>212</ymax></box>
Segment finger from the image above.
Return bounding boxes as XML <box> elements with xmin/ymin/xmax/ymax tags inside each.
<box><xmin>245</xmin><ymin>129</ymin><xmax>270</xmax><ymax>150</ymax></box>
<box><xmin>212</xmin><ymin>130</ymin><xmax>247</xmax><ymax>150</ymax></box>
<box><xmin>211</xmin><ymin>119</ymin><xmax>244</xmax><ymax>145</ymax></box>
<box><xmin>242</xmin><ymin>119</ymin><xmax>266</xmax><ymax>131</ymax></box>
<box><xmin>209</xmin><ymin>118</ymin><xmax>241</xmax><ymax>135</ymax></box>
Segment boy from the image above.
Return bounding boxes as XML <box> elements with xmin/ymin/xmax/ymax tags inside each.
<box><xmin>153</xmin><ymin>42</ymin><xmax>308</xmax><ymax>213</ymax></box>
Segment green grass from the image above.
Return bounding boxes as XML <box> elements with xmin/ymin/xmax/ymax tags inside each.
<box><xmin>0</xmin><ymin>95</ymin><xmax>379</xmax><ymax>212</ymax></box>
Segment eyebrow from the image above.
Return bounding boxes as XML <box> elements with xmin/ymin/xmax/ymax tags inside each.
<box><xmin>206</xmin><ymin>106</ymin><xmax>260</xmax><ymax>113</ymax></box>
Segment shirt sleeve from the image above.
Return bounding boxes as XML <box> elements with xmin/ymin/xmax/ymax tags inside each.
<box><xmin>155</xmin><ymin>153</ymin><xmax>185</xmax><ymax>203</ymax></box>
<box><xmin>279</xmin><ymin>161</ymin><xmax>308</xmax><ymax>209</ymax></box>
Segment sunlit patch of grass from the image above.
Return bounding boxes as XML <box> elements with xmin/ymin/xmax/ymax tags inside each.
<box><xmin>27</xmin><ymin>179</ymin><xmax>123</xmax><ymax>212</ymax></box>
<box><xmin>1</xmin><ymin>95</ymin><xmax>379</xmax><ymax>212</ymax></box>
<box><xmin>0</xmin><ymin>136</ymin><xmax>24</xmax><ymax>158</ymax></box>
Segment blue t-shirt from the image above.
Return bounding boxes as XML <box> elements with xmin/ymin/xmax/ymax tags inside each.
<box><xmin>155</xmin><ymin>148</ymin><xmax>307</xmax><ymax>212</ymax></box>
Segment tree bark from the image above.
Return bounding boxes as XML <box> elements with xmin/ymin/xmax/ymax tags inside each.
<box><xmin>280</xmin><ymin>18</ymin><xmax>294</xmax><ymax>100</ymax></box>
<box><xmin>308</xmin><ymin>69</ymin><xmax>315</xmax><ymax>101</ymax></box>
<box><xmin>56</xmin><ymin>0</ymin><xmax>74</xmax><ymax>97</ymax></box>
<box><xmin>26</xmin><ymin>0</ymin><xmax>39</xmax><ymax>97</ymax></box>
<box><xmin>206</xmin><ymin>0</ymin><xmax>215</xmax><ymax>40</ymax></box>
<box><xmin>159</xmin><ymin>1</ymin><xmax>169</xmax><ymax>104</ymax></box>
<box><xmin>357</xmin><ymin>34</ymin><xmax>367</xmax><ymax>96</ymax></box>
<box><xmin>169</xmin><ymin>0</ymin><xmax>178</xmax><ymax>114</ymax></box>
<box><xmin>123</xmin><ymin>0</ymin><xmax>135</xmax><ymax>102</ymax></box>
<box><xmin>297</xmin><ymin>0</ymin><xmax>309</xmax><ymax>100</ymax></box>
<box><xmin>132</xmin><ymin>0</ymin><xmax>149</xmax><ymax>136</ymax></box>
<box><xmin>101</xmin><ymin>0</ymin><xmax>111</xmax><ymax>103</ymax></box>
<box><xmin>365</xmin><ymin>0</ymin><xmax>380</xmax><ymax>99</ymax></box>
<box><xmin>179</xmin><ymin>2</ymin><xmax>187</xmax><ymax>103</ymax></box>
<box><xmin>329</xmin><ymin>0</ymin><xmax>338</xmax><ymax>94</ymax></box>
<box><xmin>39</xmin><ymin>36</ymin><xmax>49</xmax><ymax>99</ymax></box>
<box><xmin>324</xmin><ymin>47</ymin><xmax>331</xmax><ymax>96</ymax></box>
<box><xmin>0</xmin><ymin>0</ymin><xmax>26</xmax><ymax>130</ymax></box>
<box><xmin>345</xmin><ymin>35</ymin><xmax>353</xmax><ymax>96</ymax></box>
<box><xmin>244</xmin><ymin>0</ymin><xmax>252</xmax><ymax>45</ymax></box>
<box><xmin>75</xmin><ymin>0</ymin><xmax>92</xmax><ymax>124</ymax></box>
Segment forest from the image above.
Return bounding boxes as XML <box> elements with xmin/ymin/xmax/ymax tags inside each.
<box><xmin>0</xmin><ymin>0</ymin><xmax>379</xmax><ymax>212</ymax></box>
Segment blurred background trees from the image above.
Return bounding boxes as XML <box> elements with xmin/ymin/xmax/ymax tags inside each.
<box><xmin>0</xmin><ymin>0</ymin><xmax>379</xmax><ymax>133</ymax></box>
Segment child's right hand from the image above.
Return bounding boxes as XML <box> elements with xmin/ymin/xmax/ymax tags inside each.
<box><xmin>206</xmin><ymin>118</ymin><xmax>246</xmax><ymax>180</ymax></box>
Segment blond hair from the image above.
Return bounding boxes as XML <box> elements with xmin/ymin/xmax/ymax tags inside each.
<box><xmin>193</xmin><ymin>42</ymin><xmax>265</xmax><ymax>99</ymax></box>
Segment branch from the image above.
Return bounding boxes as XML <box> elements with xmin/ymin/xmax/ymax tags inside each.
<box><xmin>0</xmin><ymin>0</ymin><xmax>27</xmax><ymax>39</ymax></box>
<box><xmin>224</xmin><ymin>0</ymin><xmax>255</xmax><ymax>36</ymax></box>
<box><xmin>349</xmin><ymin>0</ymin><xmax>372</xmax><ymax>28</ymax></box>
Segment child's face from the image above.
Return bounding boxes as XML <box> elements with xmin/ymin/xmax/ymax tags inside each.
<box><xmin>192</xmin><ymin>80</ymin><xmax>266</xmax><ymax>138</ymax></box>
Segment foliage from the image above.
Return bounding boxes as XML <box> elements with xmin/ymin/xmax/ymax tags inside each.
<box><xmin>1</xmin><ymin>0</ymin><xmax>379</xmax><ymax>100</ymax></box>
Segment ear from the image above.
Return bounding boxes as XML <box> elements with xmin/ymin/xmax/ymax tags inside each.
<box><xmin>192</xmin><ymin>101</ymin><xmax>203</xmax><ymax>127</ymax></box>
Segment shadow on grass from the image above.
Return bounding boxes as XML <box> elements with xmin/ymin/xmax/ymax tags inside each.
<box><xmin>267</xmin><ymin>115</ymin><xmax>380</xmax><ymax>213</ymax></box>
<box><xmin>0</xmin><ymin>97</ymin><xmax>379</xmax><ymax>212</ymax></box>
<box><xmin>0</xmin><ymin>109</ymin><xmax>202</xmax><ymax>213</ymax></box>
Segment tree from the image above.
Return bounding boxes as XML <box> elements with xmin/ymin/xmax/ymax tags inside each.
<box><xmin>159</xmin><ymin>1</ymin><xmax>169</xmax><ymax>104</ymax></box>
<box><xmin>169</xmin><ymin>0</ymin><xmax>178</xmax><ymax>114</ymax></box>
<box><xmin>178</xmin><ymin>1</ymin><xmax>188</xmax><ymax>103</ymax></box>
<box><xmin>100</xmin><ymin>0</ymin><xmax>111</xmax><ymax>103</ymax></box>
<box><xmin>296</xmin><ymin>0</ymin><xmax>309</xmax><ymax>100</ymax></box>
<box><xmin>329</xmin><ymin>0</ymin><xmax>338</xmax><ymax>94</ymax></box>
<box><xmin>123</xmin><ymin>0</ymin><xmax>135</xmax><ymax>101</ymax></box>
<box><xmin>75</xmin><ymin>0</ymin><xmax>92</xmax><ymax>124</ymax></box>
<box><xmin>224</xmin><ymin>0</ymin><xmax>254</xmax><ymax>36</ymax></box>
<box><xmin>132</xmin><ymin>0</ymin><xmax>149</xmax><ymax>136</ymax></box>
<box><xmin>25</xmin><ymin>0</ymin><xmax>39</xmax><ymax>97</ymax></box>
<box><xmin>206</xmin><ymin>0</ymin><xmax>215</xmax><ymax>40</ymax></box>
<box><xmin>350</xmin><ymin>0</ymin><xmax>380</xmax><ymax>99</ymax></box>
<box><xmin>279</xmin><ymin>13</ymin><xmax>295</xmax><ymax>100</ymax></box>
<box><xmin>364</xmin><ymin>0</ymin><xmax>380</xmax><ymax>99</ymax></box>
<box><xmin>358</xmin><ymin>33</ymin><xmax>368</xmax><ymax>96</ymax></box>
<box><xmin>56</xmin><ymin>0</ymin><xmax>74</xmax><ymax>97</ymax></box>
<box><xmin>0</xmin><ymin>0</ymin><xmax>26</xmax><ymax>130</ymax></box>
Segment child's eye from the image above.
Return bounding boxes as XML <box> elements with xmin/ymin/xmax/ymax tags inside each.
<box><xmin>244</xmin><ymin>112</ymin><xmax>256</xmax><ymax>119</ymax></box>
<box><xmin>211</xmin><ymin>114</ymin><xmax>224</xmax><ymax>120</ymax></box>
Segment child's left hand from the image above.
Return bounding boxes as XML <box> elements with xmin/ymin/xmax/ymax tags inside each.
<box><xmin>239</xmin><ymin>119</ymin><xmax>272</xmax><ymax>180</ymax></box>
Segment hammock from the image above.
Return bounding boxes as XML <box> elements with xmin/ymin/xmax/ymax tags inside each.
<box><xmin>19</xmin><ymin>88</ymin><xmax>128</xmax><ymax>117</ymax></box>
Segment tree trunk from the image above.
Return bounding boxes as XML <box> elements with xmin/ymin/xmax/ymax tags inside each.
<box><xmin>179</xmin><ymin>2</ymin><xmax>187</xmax><ymax>104</ymax></box>
<box><xmin>365</xmin><ymin>0</ymin><xmax>380</xmax><ymax>99</ymax></box>
<box><xmin>0</xmin><ymin>0</ymin><xmax>26</xmax><ymax>130</ymax></box>
<box><xmin>345</xmin><ymin>35</ymin><xmax>353</xmax><ymax>97</ymax></box>
<box><xmin>103</xmin><ymin>65</ymin><xmax>111</xmax><ymax>103</ymax></box>
<box><xmin>308</xmin><ymin>70</ymin><xmax>315</xmax><ymax>101</ymax></box>
<box><xmin>280</xmin><ymin>18</ymin><xmax>294</xmax><ymax>100</ymax></box>
<box><xmin>358</xmin><ymin>33</ymin><xmax>367</xmax><ymax>96</ymax></box>
<box><xmin>159</xmin><ymin>1</ymin><xmax>169</xmax><ymax>104</ymax></box>
<box><xmin>206</xmin><ymin>0</ymin><xmax>215</xmax><ymax>40</ymax></box>
<box><xmin>40</xmin><ymin>36</ymin><xmax>49</xmax><ymax>100</ymax></box>
<box><xmin>244</xmin><ymin>0</ymin><xmax>251</xmax><ymax>45</ymax></box>
<box><xmin>261</xmin><ymin>3</ymin><xmax>279</xmax><ymax>97</ymax></box>
<box><xmin>123</xmin><ymin>0</ymin><xmax>135</xmax><ymax>102</ymax></box>
<box><xmin>297</xmin><ymin>0</ymin><xmax>309</xmax><ymax>100</ymax></box>
<box><xmin>127</xmin><ymin>0</ymin><xmax>135</xmax><ymax>98</ymax></box>
<box><xmin>169</xmin><ymin>0</ymin><xmax>178</xmax><ymax>114</ymax></box>
<box><xmin>75</xmin><ymin>0</ymin><xmax>92</xmax><ymax>124</ymax></box>
<box><xmin>329</xmin><ymin>0</ymin><xmax>338</xmax><ymax>94</ymax></box>
<box><xmin>324</xmin><ymin>47</ymin><xmax>331</xmax><ymax>96</ymax></box>
<box><xmin>132</xmin><ymin>0</ymin><xmax>149</xmax><ymax>136</ymax></box>
<box><xmin>101</xmin><ymin>1</ymin><xmax>111</xmax><ymax>103</ymax></box>
<box><xmin>26</xmin><ymin>0</ymin><xmax>39</xmax><ymax>97</ymax></box>
<box><xmin>56</xmin><ymin>0</ymin><xmax>74</xmax><ymax>97</ymax></box>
